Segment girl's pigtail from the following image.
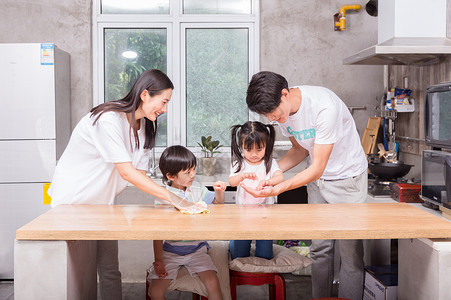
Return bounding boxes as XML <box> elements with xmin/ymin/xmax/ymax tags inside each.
<box><xmin>264</xmin><ymin>124</ymin><xmax>276</xmax><ymax>174</ymax></box>
<box><xmin>230</xmin><ymin>125</ymin><xmax>243</xmax><ymax>173</ymax></box>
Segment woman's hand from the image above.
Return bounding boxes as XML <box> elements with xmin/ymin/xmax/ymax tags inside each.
<box><xmin>169</xmin><ymin>193</ymin><xmax>198</xmax><ymax>210</ymax></box>
<box><xmin>153</xmin><ymin>261</ymin><xmax>168</xmax><ymax>278</ymax></box>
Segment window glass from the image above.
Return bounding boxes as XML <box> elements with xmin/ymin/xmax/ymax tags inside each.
<box><xmin>183</xmin><ymin>0</ymin><xmax>251</xmax><ymax>14</ymax></box>
<box><xmin>104</xmin><ymin>28</ymin><xmax>168</xmax><ymax>146</ymax></box>
<box><xmin>185</xmin><ymin>28</ymin><xmax>249</xmax><ymax>147</ymax></box>
<box><xmin>101</xmin><ymin>0</ymin><xmax>169</xmax><ymax>14</ymax></box>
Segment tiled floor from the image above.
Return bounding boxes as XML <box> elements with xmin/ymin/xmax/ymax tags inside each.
<box><xmin>1</xmin><ymin>274</ymin><xmax>313</xmax><ymax>299</ymax></box>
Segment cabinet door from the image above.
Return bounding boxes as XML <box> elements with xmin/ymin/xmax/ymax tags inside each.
<box><xmin>0</xmin><ymin>43</ymin><xmax>56</xmax><ymax>139</ymax></box>
<box><xmin>0</xmin><ymin>140</ymin><xmax>56</xmax><ymax>182</ymax></box>
<box><xmin>0</xmin><ymin>183</ymin><xmax>50</xmax><ymax>279</ymax></box>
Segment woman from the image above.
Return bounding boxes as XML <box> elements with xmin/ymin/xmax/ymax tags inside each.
<box><xmin>48</xmin><ymin>69</ymin><xmax>195</xmax><ymax>300</ymax></box>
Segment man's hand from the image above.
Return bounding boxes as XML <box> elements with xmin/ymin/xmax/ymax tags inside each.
<box><xmin>240</xmin><ymin>183</ymin><xmax>276</xmax><ymax>197</ymax></box>
<box><xmin>153</xmin><ymin>261</ymin><xmax>168</xmax><ymax>278</ymax></box>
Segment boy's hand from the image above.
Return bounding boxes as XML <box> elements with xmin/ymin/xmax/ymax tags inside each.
<box><xmin>153</xmin><ymin>261</ymin><xmax>168</xmax><ymax>278</ymax></box>
<box><xmin>213</xmin><ymin>181</ymin><xmax>227</xmax><ymax>191</ymax></box>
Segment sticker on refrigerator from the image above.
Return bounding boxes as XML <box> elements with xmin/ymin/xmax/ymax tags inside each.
<box><xmin>43</xmin><ymin>183</ymin><xmax>51</xmax><ymax>205</ymax></box>
<box><xmin>40</xmin><ymin>43</ymin><xmax>54</xmax><ymax>65</ymax></box>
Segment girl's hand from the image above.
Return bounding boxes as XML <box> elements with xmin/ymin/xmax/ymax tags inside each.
<box><xmin>241</xmin><ymin>172</ymin><xmax>257</xmax><ymax>181</ymax></box>
<box><xmin>213</xmin><ymin>181</ymin><xmax>227</xmax><ymax>191</ymax></box>
<box><xmin>257</xmin><ymin>179</ymin><xmax>272</xmax><ymax>190</ymax></box>
<box><xmin>153</xmin><ymin>261</ymin><xmax>168</xmax><ymax>278</ymax></box>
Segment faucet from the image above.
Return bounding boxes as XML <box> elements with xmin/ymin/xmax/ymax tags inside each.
<box><xmin>148</xmin><ymin>147</ymin><xmax>158</xmax><ymax>179</ymax></box>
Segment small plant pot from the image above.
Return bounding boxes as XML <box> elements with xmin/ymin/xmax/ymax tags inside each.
<box><xmin>201</xmin><ymin>157</ymin><xmax>217</xmax><ymax>176</ymax></box>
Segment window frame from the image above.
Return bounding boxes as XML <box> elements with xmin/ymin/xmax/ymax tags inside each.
<box><xmin>93</xmin><ymin>0</ymin><xmax>260</xmax><ymax>156</ymax></box>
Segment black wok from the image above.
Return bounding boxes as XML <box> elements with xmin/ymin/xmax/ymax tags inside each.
<box><xmin>368</xmin><ymin>162</ymin><xmax>413</xmax><ymax>180</ymax></box>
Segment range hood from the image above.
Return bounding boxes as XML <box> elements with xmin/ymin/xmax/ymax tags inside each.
<box><xmin>344</xmin><ymin>37</ymin><xmax>451</xmax><ymax>65</ymax></box>
<box><xmin>344</xmin><ymin>0</ymin><xmax>451</xmax><ymax>66</ymax></box>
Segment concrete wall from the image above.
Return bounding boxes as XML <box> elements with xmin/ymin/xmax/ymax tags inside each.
<box><xmin>260</xmin><ymin>0</ymin><xmax>383</xmax><ymax>137</ymax></box>
<box><xmin>0</xmin><ymin>0</ymin><xmax>93</xmax><ymax>129</ymax></box>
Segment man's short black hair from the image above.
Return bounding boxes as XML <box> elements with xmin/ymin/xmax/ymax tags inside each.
<box><xmin>246</xmin><ymin>71</ymin><xmax>289</xmax><ymax>114</ymax></box>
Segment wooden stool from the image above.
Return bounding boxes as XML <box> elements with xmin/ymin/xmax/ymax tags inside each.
<box><xmin>229</xmin><ymin>270</ymin><xmax>286</xmax><ymax>300</ymax></box>
<box><xmin>146</xmin><ymin>269</ymin><xmax>207</xmax><ymax>300</ymax></box>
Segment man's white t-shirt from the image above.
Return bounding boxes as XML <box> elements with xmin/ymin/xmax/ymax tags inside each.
<box><xmin>230</xmin><ymin>158</ymin><xmax>281</xmax><ymax>204</ymax></box>
<box><xmin>278</xmin><ymin>85</ymin><xmax>367</xmax><ymax>180</ymax></box>
<box><xmin>48</xmin><ymin>111</ymin><xmax>150</xmax><ymax>207</ymax></box>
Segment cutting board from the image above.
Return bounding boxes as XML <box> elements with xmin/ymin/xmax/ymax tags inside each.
<box><xmin>361</xmin><ymin>117</ymin><xmax>381</xmax><ymax>156</ymax></box>
<box><xmin>439</xmin><ymin>205</ymin><xmax>451</xmax><ymax>221</ymax></box>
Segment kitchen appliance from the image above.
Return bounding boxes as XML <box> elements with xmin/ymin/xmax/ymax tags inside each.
<box><xmin>0</xmin><ymin>43</ymin><xmax>70</xmax><ymax>279</ymax></box>
<box><xmin>368</xmin><ymin>159</ymin><xmax>413</xmax><ymax>197</ymax></box>
<box><xmin>421</xmin><ymin>149</ymin><xmax>451</xmax><ymax>207</ymax></box>
<box><xmin>368</xmin><ymin>178</ymin><xmax>396</xmax><ymax>197</ymax></box>
<box><xmin>368</xmin><ymin>162</ymin><xmax>412</xmax><ymax>181</ymax></box>
<box><xmin>424</xmin><ymin>81</ymin><xmax>451</xmax><ymax>149</ymax></box>
<box><xmin>344</xmin><ymin>0</ymin><xmax>451</xmax><ymax>65</ymax></box>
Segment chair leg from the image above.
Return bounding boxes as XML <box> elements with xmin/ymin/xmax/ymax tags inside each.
<box><xmin>269</xmin><ymin>283</ymin><xmax>275</xmax><ymax>300</ymax></box>
<box><xmin>230</xmin><ymin>272</ymin><xmax>238</xmax><ymax>300</ymax></box>
<box><xmin>146</xmin><ymin>270</ymin><xmax>151</xmax><ymax>300</ymax></box>
<box><xmin>274</xmin><ymin>274</ymin><xmax>286</xmax><ymax>300</ymax></box>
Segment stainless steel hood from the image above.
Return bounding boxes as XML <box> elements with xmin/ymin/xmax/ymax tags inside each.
<box><xmin>344</xmin><ymin>37</ymin><xmax>451</xmax><ymax>66</ymax></box>
<box><xmin>344</xmin><ymin>0</ymin><xmax>451</xmax><ymax>66</ymax></box>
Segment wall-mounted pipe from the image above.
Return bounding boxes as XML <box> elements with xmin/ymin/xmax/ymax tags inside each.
<box><xmin>334</xmin><ymin>5</ymin><xmax>361</xmax><ymax>31</ymax></box>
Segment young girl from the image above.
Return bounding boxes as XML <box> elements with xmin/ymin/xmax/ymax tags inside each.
<box><xmin>149</xmin><ymin>145</ymin><xmax>226</xmax><ymax>300</ymax></box>
<box><xmin>228</xmin><ymin>121</ymin><xmax>284</xmax><ymax>260</ymax></box>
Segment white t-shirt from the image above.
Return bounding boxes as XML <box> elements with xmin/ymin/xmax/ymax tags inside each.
<box><xmin>48</xmin><ymin>111</ymin><xmax>150</xmax><ymax>207</ymax></box>
<box><xmin>230</xmin><ymin>158</ymin><xmax>281</xmax><ymax>204</ymax></box>
<box><xmin>278</xmin><ymin>85</ymin><xmax>367</xmax><ymax>180</ymax></box>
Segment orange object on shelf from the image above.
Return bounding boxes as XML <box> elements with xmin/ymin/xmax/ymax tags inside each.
<box><xmin>391</xmin><ymin>183</ymin><xmax>421</xmax><ymax>203</ymax></box>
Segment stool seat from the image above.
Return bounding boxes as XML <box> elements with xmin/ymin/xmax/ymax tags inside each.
<box><xmin>229</xmin><ymin>270</ymin><xmax>286</xmax><ymax>300</ymax></box>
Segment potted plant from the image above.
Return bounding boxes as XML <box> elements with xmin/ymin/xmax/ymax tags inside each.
<box><xmin>198</xmin><ymin>135</ymin><xmax>223</xmax><ymax>176</ymax></box>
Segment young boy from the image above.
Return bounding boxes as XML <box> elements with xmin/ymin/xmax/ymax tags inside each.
<box><xmin>148</xmin><ymin>145</ymin><xmax>226</xmax><ymax>300</ymax></box>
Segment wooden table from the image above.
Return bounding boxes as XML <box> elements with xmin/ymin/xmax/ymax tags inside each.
<box><xmin>14</xmin><ymin>203</ymin><xmax>451</xmax><ymax>300</ymax></box>
<box><xmin>16</xmin><ymin>203</ymin><xmax>451</xmax><ymax>240</ymax></box>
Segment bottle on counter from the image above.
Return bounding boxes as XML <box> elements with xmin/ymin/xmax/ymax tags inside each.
<box><xmin>386</xmin><ymin>89</ymin><xmax>392</xmax><ymax>110</ymax></box>
<box><xmin>391</xmin><ymin>88</ymin><xmax>396</xmax><ymax>110</ymax></box>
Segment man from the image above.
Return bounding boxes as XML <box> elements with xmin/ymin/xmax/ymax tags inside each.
<box><xmin>242</xmin><ymin>71</ymin><xmax>368</xmax><ymax>300</ymax></box>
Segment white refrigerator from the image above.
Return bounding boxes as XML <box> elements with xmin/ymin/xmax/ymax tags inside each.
<box><xmin>0</xmin><ymin>43</ymin><xmax>71</xmax><ymax>279</ymax></box>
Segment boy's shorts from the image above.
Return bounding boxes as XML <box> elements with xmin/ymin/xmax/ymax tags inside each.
<box><xmin>149</xmin><ymin>246</ymin><xmax>218</xmax><ymax>281</ymax></box>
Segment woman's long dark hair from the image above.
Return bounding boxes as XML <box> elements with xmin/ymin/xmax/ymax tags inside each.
<box><xmin>230</xmin><ymin>121</ymin><xmax>276</xmax><ymax>174</ymax></box>
<box><xmin>90</xmin><ymin>69</ymin><xmax>174</xmax><ymax>149</ymax></box>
